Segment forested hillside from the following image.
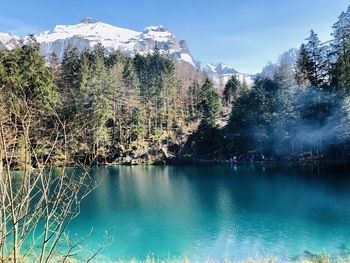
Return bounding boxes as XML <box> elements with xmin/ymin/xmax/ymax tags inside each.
<box><xmin>187</xmin><ymin>6</ymin><xmax>350</xmax><ymax>161</ymax></box>
<box><xmin>0</xmin><ymin>37</ymin><xmax>216</xmax><ymax>165</ymax></box>
<box><xmin>2</xmin><ymin>5</ymin><xmax>350</xmax><ymax>166</ymax></box>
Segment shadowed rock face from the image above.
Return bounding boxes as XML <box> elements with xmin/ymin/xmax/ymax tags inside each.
<box><xmin>0</xmin><ymin>19</ymin><xmax>196</xmax><ymax>67</ymax></box>
<box><xmin>40</xmin><ymin>37</ymin><xmax>91</xmax><ymax>59</ymax></box>
<box><xmin>80</xmin><ymin>17</ymin><xmax>99</xmax><ymax>24</ymax></box>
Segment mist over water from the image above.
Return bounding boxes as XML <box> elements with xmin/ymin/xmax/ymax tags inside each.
<box><xmin>294</xmin><ymin>88</ymin><xmax>348</xmax><ymax>146</ymax></box>
<box><xmin>67</xmin><ymin>165</ymin><xmax>350</xmax><ymax>261</ymax></box>
<box><xmin>254</xmin><ymin>85</ymin><xmax>350</xmax><ymax>156</ymax></box>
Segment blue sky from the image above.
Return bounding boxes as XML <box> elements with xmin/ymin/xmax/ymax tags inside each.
<box><xmin>0</xmin><ymin>0</ymin><xmax>349</xmax><ymax>73</ymax></box>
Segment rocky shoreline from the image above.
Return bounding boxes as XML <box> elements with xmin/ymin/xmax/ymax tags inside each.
<box><xmin>87</xmin><ymin>154</ymin><xmax>350</xmax><ymax>167</ymax></box>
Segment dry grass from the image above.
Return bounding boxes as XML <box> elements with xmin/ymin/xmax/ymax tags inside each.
<box><xmin>17</xmin><ymin>252</ymin><xmax>350</xmax><ymax>262</ymax></box>
<box><xmin>92</xmin><ymin>255</ymin><xmax>350</xmax><ymax>263</ymax></box>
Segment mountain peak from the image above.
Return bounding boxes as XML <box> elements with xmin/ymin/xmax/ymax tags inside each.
<box><xmin>0</xmin><ymin>20</ymin><xmax>196</xmax><ymax>67</ymax></box>
<box><xmin>204</xmin><ymin>63</ymin><xmax>253</xmax><ymax>88</ymax></box>
<box><xmin>143</xmin><ymin>25</ymin><xmax>170</xmax><ymax>33</ymax></box>
<box><xmin>80</xmin><ymin>17</ymin><xmax>99</xmax><ymax>24</ymax></box>
<box><xmin>206</xmin><ymin>63</ymin><xmax>239</xmax><ymax>75</ymax></box>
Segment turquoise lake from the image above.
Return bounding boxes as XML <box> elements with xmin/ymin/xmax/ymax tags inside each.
<box><xmin>67</xmin><ymin>164</ymin><xmax>350</xmax><ymax>261</ymax></box>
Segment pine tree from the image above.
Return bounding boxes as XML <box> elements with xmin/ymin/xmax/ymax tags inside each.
<box><xmin>109</xmin><ymin>59</ymin><xmax>126</xmax><ymax>145</ymax></box>
<box><xmin>122</xmin><ymin>58</ymin><xmax>141</xmax><ymax>142</ymax></box>
<box><xmin>295</xmin><ymin>44</ymin><xmax>311</xmax><ymax>87</ymax></box>
<box><xmin>130</xmin><ymin>107</ymin><xmax>145</xmax><ymax>141</ymax></box>
<box><xmin>61</xmin><ymin>46</ymin><xmax>80</xmax><ymax>92</ymax></box>
<box><xmin>60</xmin><ymin>46</ymin><xmax>81</xmax><ymax>117</ymax></box>
<box><xmin>162</xmin><ymin>58</ymin><xmax>176</xmax><ymax>133</ymax></box>
<box><xmin>134</xmin><ymin>54</ymin><xmax>154</xmax><ymax>136</ymax></box>
<box><xmin>0</xmin><ymin>38</ymin><xmax>59</xmax><ymax>167</ymax></box>
<box><xmin>226</xmin><ymin>76</ymin><xmax>277</xmax><ymax>154</ymax></box>
<box><xmin>78</xmin><ymin>49</ymin><xmax>92</xmax><ymax>108</ymax></box>
<box><xmin>304</xmin><ymin>30</ymin><xmax>328</xmax><ymax>87</ymax></box>
<box><xmin>89</xmin><ymin>45</ymin><xmax>113</xmax><ymax>152</ymax></box>
<box><xmin>187</xmin><ymin>80</ymin><xmax>201</xmax><ymax>121</ymax></box>
<box><xmin>331</xmin><ymin>6</ymin><xmax>350</xmax><ymax>93</ymax></box>
<box><xmin>226</xmin><ymin>87</ymin><xmax>255</xmax><ymax>153</ymax></box>
<box><xmin>48</xmin><ymin>52</ymin><xmax>61</xmax><ymax>84</ymax></box>
<box><xmin>223</xmin><ymin>75</ymin><xmax>241</xmax><ymax>107</ymax></box>
<box><xmin>0</xmin><ymin>36</ymin><xmax>59</xmax><ymax>112</ymax></box>
<box><xmin>199</xmin><ymin>78</ymin><xmax>222</xmax><ymax>128</ymax></box>
<box><xmin>275</xmin><ymin>49</ymin><xmax>298</xmax><ymax>88</ymax></box>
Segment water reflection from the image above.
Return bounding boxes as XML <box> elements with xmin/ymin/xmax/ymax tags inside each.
<box><xmin>68</xmin><ymin>164</ymin><xmax>350</xmax><ymax>261</ymax></box>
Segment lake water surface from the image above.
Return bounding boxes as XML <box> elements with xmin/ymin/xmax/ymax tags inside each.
<box><xmin>68</xmin><ymin>164</ymin><xmax>350</xmax><ymax>261</ymax></box>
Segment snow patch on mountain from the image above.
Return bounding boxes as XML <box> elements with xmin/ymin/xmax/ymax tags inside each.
<box><xmin>0</xmin><ymin>33</ymin><xmax>20</xmax><ymax>49</ymax></box>
<box><xmin>36</xmin><ymin>21</ymin><xmax>140</xmax><ymax>45</ymax></box>
<box><xmin>180</xmin><ymin>53</ymin><xmax>195</xmax><ymax>65</ymax></box>
<box><xmin>204</xmin><ymin>63</ymin><xmax>254</xmax><ymax>88</ymax></box>
<box><xmin>141</xmin><ymin>26</ymin><xmax>173</xmax><ymax>41</ymax></box>
<box><xmin>207</xmin><ymin>63</ymin><xmax>239</xmax><ymax>75</ymax></box>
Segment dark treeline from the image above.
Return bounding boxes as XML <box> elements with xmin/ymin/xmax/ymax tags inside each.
<box><xmin>0</xmin><ymin>37</ymin><xmax>221</xmax><ymax>165</ymax></box>
<box><xmin>188</xmin><ymin>5</ymin><xmax>350</xmax><ymax>161</ymax></box>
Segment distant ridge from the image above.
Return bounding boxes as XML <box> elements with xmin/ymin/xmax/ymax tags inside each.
<box><xmin>204</xmin><ymin>63</ymin><xmax>254</xmax><ymax>88</ymax></box>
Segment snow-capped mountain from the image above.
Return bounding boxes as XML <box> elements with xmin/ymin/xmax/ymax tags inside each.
<box><xmin>0</xmin><ymin>33</ymin><xmax>20</xmax><ymax>49</ymax></box>
<box><xmin>0</xmin><ymin>18</ymin><xmax>255</xmax><ymax>87</ymax></box>
<box><xmin>0</xmin><ymin>17</ymin><xmax>195</xmax><ymax>67</ymax></box>
<box><xmin>204</xmin><ymin>63</ymin><xmax>254</xmax><ymax>88</ymax></box>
